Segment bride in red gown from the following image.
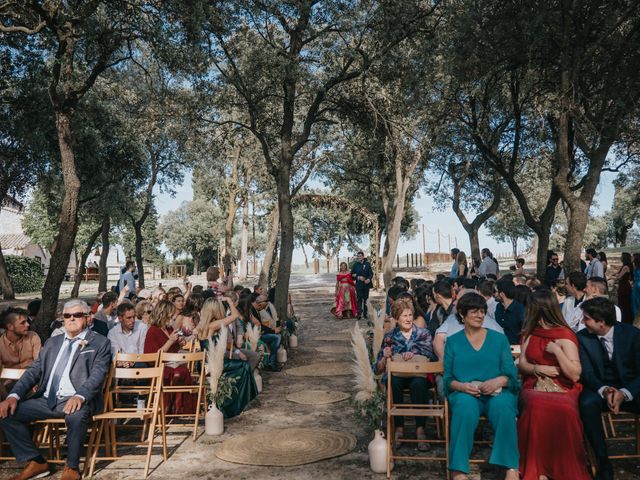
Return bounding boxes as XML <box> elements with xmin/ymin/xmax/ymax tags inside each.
<box><xmin>332</xmin><ymin>262</ymin><xmax>357</xmax><ymax>319</ymax></box>
<box><xmin>517</xmin><ymin>289</ymin><xmax>591</xmax><ymax>480</ymax></box>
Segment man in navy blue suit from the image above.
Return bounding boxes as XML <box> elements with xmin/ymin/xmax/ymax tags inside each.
<box><xmin>350</xmin><ymin>251</ymin><xmax>373</xmax><ymax>319</ymax></box>
<box><xmin>577</xmin><ymin>297</ymin><xmax>640</xmax><ymax>480</ymax></box>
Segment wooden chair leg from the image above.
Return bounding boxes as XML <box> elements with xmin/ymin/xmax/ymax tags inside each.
<box><xmin>607</xmin><ymin>413</ymin><xmax>616</xmax><ymax>438</ymax></box>
<box><xmin>160</xmin><ymin>394</ymin><xmax>168</xmax><ymax>461</ymax></box>
<box><xmin>89</xmin><ymin>420</ymin><xmax>106</xmax><ymax>479</ymax></box>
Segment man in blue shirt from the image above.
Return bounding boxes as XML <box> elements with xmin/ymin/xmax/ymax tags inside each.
<box><xmin>494</xmin><ymin>278</ymin><xmax>525</xmax><ymax>345</ymax></box>
<box><xmin>118</xmin><ymin>260</ymin><xmax>136</xmax><ymax>299</ymax></box>
<box><xmin>449</xmin><ymin>248</ymin><xmax>460</xmax><ymax>278</ymax></box>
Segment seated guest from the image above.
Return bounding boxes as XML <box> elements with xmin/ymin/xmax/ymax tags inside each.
<box><xmin>562</xmin><ymin>271</ymin><xmax>588</xmax><ymax>331</ymax></box>
<box><xmin>415</xmin><ymin>285</ymin><xmax>437</xmax><ymax>331</ymax></box>
<box><xmin>174</xmin><ymin>294</ymin><xmax>203</xmax><ymax>340</ymax></box>
<box><xmin>429</xmin><ymin>281</ymin><xmax>455</xmax><ymax>336</ymax></box>
<box><xmin>517</xmin><ymin>289</ymin><xmax>591</xmax><ymax>480</ymax></box>
<box><xmin>258</xmin><ymin>294</ymin><xmax>279</xmax><ymax>329</ymax></box>
<box><xmin>135</xmin><ymin>300</ymin><xmax>153</xmax><ymax>325</ymax></box>
<box><xmin>513</xmin><ymin>258</ymin><xmax>525</xmax><ymax>276</ymax></box>
<box><xmin>167</xmin><ymin>291</ymin><xmax>185</xmax><ymax>315</ymax></box>
<box><xmin>586</xmin><ymin>276</ymin><xmax>622</xmax><ymax>323</ymax></box>
<box><xmin>0</xmin><ymin>308</ymin><xmax>42</xmax><ymax>399</ymax></box>
<box><xmin>196</xmin><ymin>297</ymin><xmax>258</xmax><ymax>417</ymax></box>
<box><xmin>244</xmin><ymin>294</ymin><xmax>282</xmax><ymax>372</ymax></box>
<box><xmin>578</xmin><ymin>297</ymin><xmax>640</xmax><ymax>480</ymax></box>
<box><xmin>26</xmin><ymin>300</ymin><xmax>41</xmax><ymax>328</ymax></box>
<box><xmin>374</xmin><ymin>297</ymin><xmax>433</xmax><ymax>451</ymax></box>
<box><xmin>94</xmin><ymin>291</ymin><xmax>118</xmax><ymax>331</ymax></box>
<box><xmin>0</xmin><ymin>300</ymin><xmax>111</xmax><ymax>480</ymax></box>
<box><xmin>144</xmin><ymin>300</ymin><xmax>195</xmax><ymax>414</ymax></box>
<box><xmin>108</xmin><ymin>303</ymin><xmax>149</xmax><ymax>358</ymax></box>
<box><xmin>443</xmin><ymin>293</ymin><xmax>519</xmax><ymax>480</ymax></box>
<box><xmin>495</xmin><ymin>278</ymin><xmax>525</xmax><ymax>345</ymax></box>
<box><xmin>206</xmin><ymin>266</ymin><xmax>231</xmax><ymax>295</ymax></box>
<box><xmin>476</xmin><ymin>280</ymin><xmax>497</xmax><ymax>320</ymax></box>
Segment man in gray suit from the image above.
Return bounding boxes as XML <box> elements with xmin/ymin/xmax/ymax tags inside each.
<box><xmin>0</xmin><ymin>299</ymin><xmax>111</xmax><ymax>480</ymax></box>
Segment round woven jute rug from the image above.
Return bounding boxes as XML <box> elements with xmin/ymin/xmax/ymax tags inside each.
<box><xmin>315</xmin><ymin>345</ymin><xmax>351</xmax><ymax>354</ymax></box>
<box><xmin>286</xmin><ymin>362</ymin><xmax>352</xmax><ymax>377</ymax></box>
<box><xmin>215</xmin><ymin>427</ymin><xmax>357</xmax><ymax>466</ymax></box>
<box><xmin>286</xmin><ymin>389</ymin><xmax>350</xmax><ymax>405</ymax></box>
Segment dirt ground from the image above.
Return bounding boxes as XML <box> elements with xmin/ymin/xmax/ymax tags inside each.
<box><xmin>1</xmin><ymin>273</ymin><xmax>639</xmax><ymax>479</ymax></box>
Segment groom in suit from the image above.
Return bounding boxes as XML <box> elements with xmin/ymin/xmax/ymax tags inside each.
<box><xmin>350</xmin><ymin>251</ymin><xmax>373</xmax><ymax>319</ymax></box>
<box><xmin>0</xmin><ymin>299</ymin><xmax>111</xmax><ymax>480</ymax></box>
<box><xmin>577</xmin><ymin>297</ymin><xmax>640</xmax><ymax>480</ymax></box>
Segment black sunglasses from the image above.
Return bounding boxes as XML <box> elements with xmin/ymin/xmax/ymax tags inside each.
<box><xmin>63</xmin><ymin>312</ymin><xmax>88</xmax><ymax>319</ymax></box>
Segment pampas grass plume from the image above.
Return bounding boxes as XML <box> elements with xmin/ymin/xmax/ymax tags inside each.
<box><xmin>350</xmin><ymin>322</ymin><xmax>377</xmax><ymax>403</ymax></box>
<box><xmin>245</xmin><ymin>323</ymin><xmax>260</xmax><ymax>352</ymax></box>
<box><xmin>207</xmin><ymin>326</ymin><xmax>228</xmax><ymax>397</ymax></box>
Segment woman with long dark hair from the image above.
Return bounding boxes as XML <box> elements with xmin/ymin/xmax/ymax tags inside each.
<box><xmin>616</xmin><ymin>252</ymin><xmax>634</xmax><ymax>324</ymax></box>
<box><xmin>633</xmin><ymin>253</ymin><xmax>640</xmax><ymax>322</ymax></box>
<box><xmin>517</xmin><ymin>289</ymin><xmax>590</xmax><ymax>480</ymax></box>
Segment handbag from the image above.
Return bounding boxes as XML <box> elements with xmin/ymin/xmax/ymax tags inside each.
<box><xmin>533</xmin><ymin>375</ymin><xmax>566</xmax><ymax>393</ymax></box>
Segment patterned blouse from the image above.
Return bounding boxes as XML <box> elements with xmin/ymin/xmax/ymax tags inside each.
<box><xmin>375</xmin><ymin>325</ymin><xmax>434</xmax><ymax>375</ymax></box>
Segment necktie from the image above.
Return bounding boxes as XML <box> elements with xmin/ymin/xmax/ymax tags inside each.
<box><xmin>599</xmin><ymin>337</ymin><xmax>610</xmax><ymax>362</ymax></box>
<box><xmin>47</xmin><ymin>338</ymin><xmax>78</xmax><ymax>409</ymax></box>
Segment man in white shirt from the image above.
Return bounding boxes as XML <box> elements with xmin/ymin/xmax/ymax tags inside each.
<box><xmin>478</xmin><ymin>248</ymin><xmax>498</xmax><ymax>277</ymax></box>
<box><xmin>108</xmin><ymin>303</ymin><xmax>148</xmax><ymax>359</ymax></box>
<box><xmin>476</xmin><ymin>280</ymin><xmax>498</xmax><ymax>320</ymax></box>
<box><xmin>585</xmin><ymin>248</ymin><xmax>604</xmax><ymax>279</ymax></box>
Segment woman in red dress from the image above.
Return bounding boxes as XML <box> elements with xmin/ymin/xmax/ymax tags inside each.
<box><xmin>332</xmin><ymin>262</ymin><xmax>357</xmax><ymax>318</ymax></box>
<box><xmin>144</xmin><ymin>299</ymin><xmax>196</xmax><ymax>415</ymax></box>
<box><xmin>517</xmin><ymin>289</ymin><xmax>591</xmax><ymax>480</ymax></box>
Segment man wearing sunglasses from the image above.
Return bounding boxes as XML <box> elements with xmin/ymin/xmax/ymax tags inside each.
<box><xmin>0</xmin><ymin>300</ymin><xmax>111</xmax><ymax>480</ymax></box>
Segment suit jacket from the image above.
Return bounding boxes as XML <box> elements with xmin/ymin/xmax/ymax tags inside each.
<box><xmin>351</xmin><ymin>260</ymin><xmax>373</xmax><ymax>286</ymax></box>
<box><xmin>578</xmin><ymin>322</ymin><xmax>640</xmax><ymax>399</ymax></box>
<box><xmin>10</xmin><ymin>329</ymin><xmax>112</xmax><ymax>413</ymax></box>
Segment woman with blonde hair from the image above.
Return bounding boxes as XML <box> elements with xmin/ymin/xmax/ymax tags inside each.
<box><xmin>144</xmin><ymin>300</ymin><xmax>195</xmax><ymax>414</ymax></box>
<box><xmin>457</xmin><ymin>251</ymin><xmax>469</xmax><ymax>278</ymax></box>
<box><xmin>134</xmin><ymin>300</ymin><xmax>152</xmax><ymax>324</ymax></box>
<box><xmin>196</xmin><ymin>297</ymin><xmax>258</xmax><ymax>417</ymax></box>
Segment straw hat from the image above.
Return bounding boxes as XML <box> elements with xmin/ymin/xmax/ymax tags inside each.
<box><xmin>286</xmin><ymin>390</ymin><xmax>350</xmax><ymax>405</ymax></box>
<box><xmin>215</xmin><ymin>428</ymin><xmax>356</xmax><ymax>466</ymax></box>
<box><xmin>286</xmin><ymin>362</ymin><xmax>352</xmax><ymax>377</ymax></box>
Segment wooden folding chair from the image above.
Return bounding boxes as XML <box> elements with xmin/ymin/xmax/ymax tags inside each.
<box><xmin>0</xmin><ymin>368</ymin><xmax>25</xmax><ymax>461</ymax></box>
<box><xmin>386</xmin><ymin>361</ymin><xmax>448</xmax><ymax>478</ymax></box>
<box><xmin>87</xmin><ymin>366</ymin><xmax>166</xmax><ymax>479</ymax></box>
<box><xmin>159</xmin><ymin>351</ymin><xmax>207</xmax><ymax>439</ymax></box>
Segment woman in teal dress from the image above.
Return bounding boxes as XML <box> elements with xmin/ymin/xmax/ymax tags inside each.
<box><xmin>443</xmin><ymin>292</ymin><xmax>520</xmax><ymax>480</ymax></box>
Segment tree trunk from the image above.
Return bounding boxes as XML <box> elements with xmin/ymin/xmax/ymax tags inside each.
<box><xmin>98</xmin><ymin>215</ymin><xmax>110</xmax><ymax>292</ymax></box>
<box><xmin>467</xmin><ymin>227</ymin><xmax>481</xmax><ymax>263</ymax></box>
<box><xmin>39</xmin><ymin>112</ymin><xmax>82</xmax><ymax>338</ymax></box>
<box><xmin>382</xmin><ymin>197</ymin><xmax>406</xmax><ymax>289</ymax></box>
<box><xmin>0</xmin><ymin>242</ymin><xmax>15</xmax><ymax>300</ymax></box>
<box><xmin>563</xmin><ymin>202</ymin><xmax>589</xmax><ymax>275</ymax></box>
<box><xmin>134</xmin><ymin>223</ymin><xmax>145</xmax><ymax>288</ymax></box>
<box><xmin>511</xmin><ymin>237</ymin><xmax>518</xmax><ymax>259</ymax></box>
<box><xmin>70</xmin><ymin>225</ymin><xmax>102</xmax><ymax>298</ymax></box>
<box><xmin>300</xmin><ymin>243</ymin><xmax>310</xmax><ymax>269</ymax></box>
<box><xmin>274</xmin><ymin>172</ymin><xmax>294</xmax><ymax>321</ymax></box>
<box><xmin>239</xmin><ymin>193</ymin><xmax>249</xmax><ymax>280</ymax></box>
<box><xmin>259</xmin><ymin>206</ymin><xmax>279</xmax><ymax>289</ymax></box>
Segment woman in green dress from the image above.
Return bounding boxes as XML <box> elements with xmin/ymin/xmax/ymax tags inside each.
<box><xmin>443</xmin><ymin>292</ymin><xmax>520</xmax><ymax>480</ymax></box>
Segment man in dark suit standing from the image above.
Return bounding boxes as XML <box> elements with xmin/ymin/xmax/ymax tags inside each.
<box><xmin>350</xmin><ymin>251</ymin><xmax>373</xmax><ymax>319</ymax></box>
<box><xmin>577</xmin><ymin>297</ymin><xmax>640</xmax><ymax>480</ymax></box>
<box><xmin>0</xmin><ymin>300</ymin><xmax>111</xmax><ymax>480</ymax></box>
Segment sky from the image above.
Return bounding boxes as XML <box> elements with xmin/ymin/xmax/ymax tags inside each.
<box><xmin>155</xmin><ymin>170</ymin><xmax>618</xmax><ymax>264</ymax></box>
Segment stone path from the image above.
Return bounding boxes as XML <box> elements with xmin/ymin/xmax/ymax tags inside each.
<box><xmin>1</xmin><ymin>274</ymin><xmax>639</xmax><ymax>479</ymax></box>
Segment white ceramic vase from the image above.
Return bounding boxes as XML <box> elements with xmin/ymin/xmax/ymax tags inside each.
<box><xmin>254</xmin><ymin>370</ymin><xmax>263</xmax><ymax>393</ymax></box>
<box><xmin>205</xmin><ymin>404</ymin><xmax>224</xmax><ymax>436</ymax></box>
<box><xmin>288</xmin><ymin>334</ymin><xmax>298</xmax><ymax>348</ymax></box>
<box><xmin>277</xmin><ymin>347</ymin><xmax>287</xmax><ymax>364</ymax></box>
<box><xmin>368</xmin><ymin>429</ymin><xmax>388</xmax><ymax>473</ymax></box>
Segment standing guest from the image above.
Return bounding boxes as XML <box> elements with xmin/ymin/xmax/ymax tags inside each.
<box><xmin>633</xmin><ymin>253</ymin><xmax>640</xmax><ymax>321</ymax></box>
<box><xmin>94</xmin><ymin>291</ymin><xmax>119</xmax><ymax>330</ymax></box>
<box><xmin>562</xmin><ymin>271</ymin><xmax>588</xmax><ymax>332</ymax></box>
<box><xmin>374</xmin><ymin>297</ymin><xmax>433</xmax><ymax>451</ymax></box>
<box><xmin>144</xmin><ymin>300</ymin><xmax>195</xmax><ymax>414</ymax></box>
<box><xmin>350</xmin><ymin>251</ymin><xmax>373</xmax><ymax>319</ymax></box>
<box><xmin>495</xmin><ymin>279</ymin><xmax>526</xmax><ymax>345</ymax></box>
<box><xmin>333</xmin><ymin>262</ymin><xmax>358</xmax><ymax>319</ymax></box>
<box><xmin>585</xmin><ymin>248</ymin><xmax>604</xmax><ymax>279</ymax></box>
<box><xmin>578</xmin><ymin>297</ymin><xmax>640</xmax><ymax>480</ymax></box>
<box><xmin>457</xmin><ymin>251</ymin><xmax>469</xmax><ymax>278</ymax></box>
<box><xmin>118</xmin><ymin>260</ymin><xmax>136</xmax><ymax>299</ymax></box>
<box><xmin>478</xmin><ymin>248</ymin><xmax>499</xmax><ymax>278</ymax></box>
<box><xmin>206</xmin><ymin>266</ymin><xmax>231</xmax><ymax>296</ymax></box>
<box><xmin>544</xmin><ymin>252</ymin><xmax>562</xmax><ymax>287</ymax></box>
<box><xmin>598</xmin><ymin>252</ymin><xmax>608</xmax><ymax>279</ymax></box>
<box><xmin>616</xmin><ymin>252</ymin><xmax>634</xmax><ymax>324</ymax></box>
<box><xmin>517</xmin><ymin>290</ymin><xmax>591</xmax><ymax>480</ymax></box>
<box><xmin>0</xmin><ymin>300</ymin><xmax>111</xmax><ymax>480</ymax></box>
<box><xmin>135</xmin><ymin>300</ymin><xmax>153</xmax><ymax>325</ymax></box>
<box><xmin>0</xmin><ymin>309</ymin><xmax>42</xmax><ymax>399</ymax></box>
<box><xmin>443</xmin><ymin>293</ymin><xmax>519</xmax><ymax>480</ymax></box>
<box><xmin>108</xmin><ymin>303</ymin><xmax>148</xmax><ymax>357</ymax></box>
<box><xmin>450</xmin><ymin>248</ymin><xmax>461</xmax><ymax>278</ymax></box>
<box><xmin>468</xmin><ymin>258</ymin><xmax>481</xmax><ymax>279</ymax></box>
<box><xmin>513</xmin><ymin>258</ymin><xmax>525</xmax><ymax>276</ymax></box>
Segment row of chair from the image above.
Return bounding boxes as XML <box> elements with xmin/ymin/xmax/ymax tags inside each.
<box><xmin>384</xmin><ymin>360</ymin><xmax>640</xmax><ymax>479</ymax></box>
<box><xmin>0</xmin><ymin>350</ymin><xmax>208</xmax><ymax>479</ymax></box>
